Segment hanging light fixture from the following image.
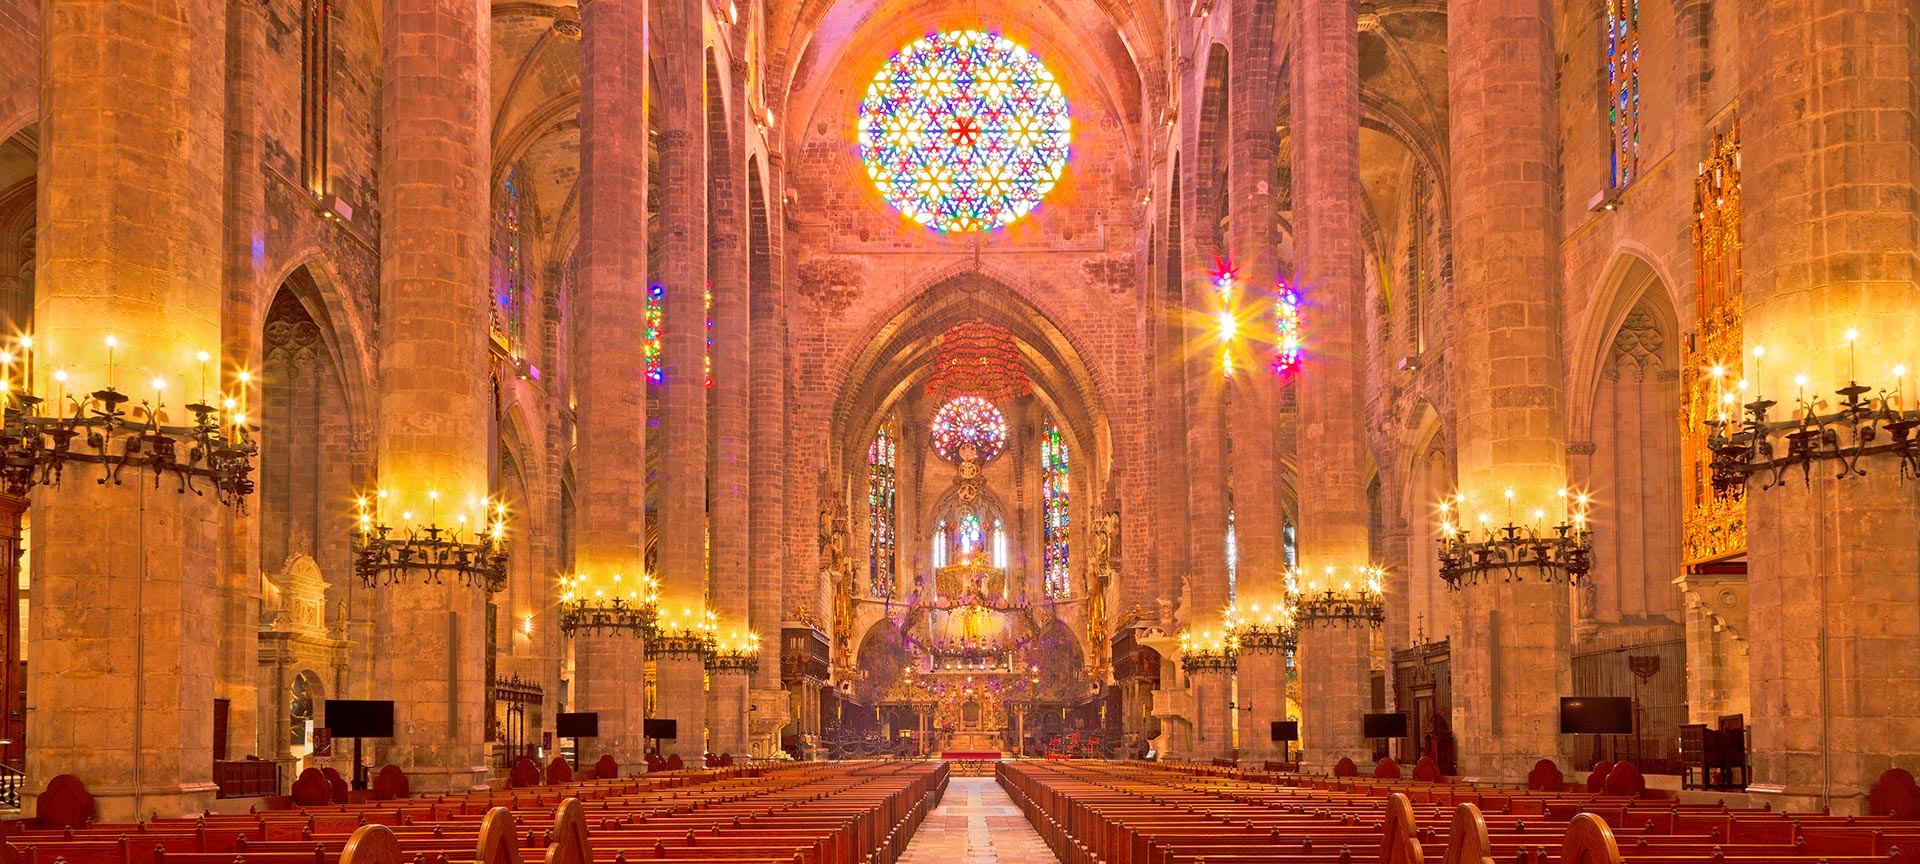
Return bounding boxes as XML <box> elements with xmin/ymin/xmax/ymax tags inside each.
<box><xmin>924</xmin><ymin>319</ymin><xmax>1029</xmax><ymax>404</ymax></box>
<box><xmin>353</xmin><ymin>491</ymin><xmax>510</xmax><ymax>591</ymax></box>
<box><xmin>1435</xmin><ymin>488</ymin><xmax>1594</xmax><ymax>589</ymax></box>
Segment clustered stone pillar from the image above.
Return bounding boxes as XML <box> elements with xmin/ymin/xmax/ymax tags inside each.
<box><xmin>652</xmin><ymin>0</ymin><xmax>710</xmax><ymax>762</ymax></box>
<box><xmin>25</xmin><ymin>0</ymin><xmax>227</xmax><ymax>820</ymax></box>
<box><xmin>1291</xmin><ymin>0</ymin><xmax>1374</xmax><ymax>770</ymax></box>
<box><xmin>706</xmin><ymin>55</ymin><xmax>752</xmax><ymax>759</ymax></box>
<box><xmin>569</xmin><ymin>0</ymin><xmax>651</xmax><ymax>766</ymax></box>
<box><xmin>1225</xmin><ymin>0</ymin><xmax>1288</xmax><ymax>764</ymax></box>
<box><xmin>1737</xmin><ymin>0</ymin><xmax>1920</xmax><ymax>812</ymax></box>
<box><xmin>366</xmin><ymin>0</ymin><xmax>492</xmax><ymax>794</ymax></box>
<box><xmin>1445</xmin><ymin>0</ymin><xmax>1572</xmax><ymax>781</ymax></box>
<box><xmin>746</xmin><ymin>149</ymin><xmax>792</xmax><ymax>756</ymax></box>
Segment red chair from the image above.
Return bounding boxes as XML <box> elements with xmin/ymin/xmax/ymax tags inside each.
<box><xmin>665</xmin><ymin>753</ymin><xmax>684</xmax><ymax>771</ymax></box>
<box><xmin>1527</xmin><ymin>758</ymin><xmax>1565</xmax><ymax>792</ymax></box>
<box><xmin>1585</xmin><ymin>759</ymin><xmax>1613</xmax><ymax>792</ymax></box>
<box><xmin>1373</xmin><ymin>758</ymin><xmax>1402</xmax><ymax>779</ymax></box>
<box><xmin>593</xmin><ymin>754</ymin><xmax>620</xmax><ymax>779</ymax></box>
<box><xmin>546</xmin><ymin>756</ymin><xmax>574</xmax><ymax>785</ymax></box>
<box><xmin>1602</xmin><ymin>760</ymin><xmax>1645</xmax><ymax>797</ymax></box>
<box><xmin>291</xmin><ymin>767</ymin><xmax>332</xmax><ymax>807</ymax></box>
<box><xmin>1412</xmin><ymin>755</ymin><xmax>1442</xmax><ymax>782</ymax></box>
<box><xmin>510</xmin><ymin>756</ymin><xmax>541</xmax><ymax>787</ymax></box>
<box><xmin>372</xmin><ymin>764</ymin><xmax>410</xmax><ymax>800</ymax></box>
<box><xmin>1333</xmin><ymin>757</ymin><xmax>1358</xmax><ymax>777</ymax></box>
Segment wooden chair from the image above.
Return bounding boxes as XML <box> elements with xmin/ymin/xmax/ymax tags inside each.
<box><xmin>1678</xmin><ymin>724</ymin><xmax>1711</xmax><ymax>790</ymax></box>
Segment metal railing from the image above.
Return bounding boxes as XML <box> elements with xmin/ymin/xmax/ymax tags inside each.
<box><xmin>0</xmin><ymin>763</ymin><xmax>24</xmax><ymax>808</ymax></box>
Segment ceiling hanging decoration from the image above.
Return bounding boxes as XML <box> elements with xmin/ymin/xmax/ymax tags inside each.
<box><xmin>925</xmin><ymin>319</ymin><xmax>1030</xmax><ymax>404</ymax></box>
<box><xmin>857</xmin><ymin>29</ymin><xmax>1072</xmax><ymax>232</ymax></box>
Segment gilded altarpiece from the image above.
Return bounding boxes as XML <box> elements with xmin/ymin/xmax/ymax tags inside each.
<box><xmin>1681</xmin><ymin>128</ymin><xmax>1745</xmax><ymax>565</ymax></box>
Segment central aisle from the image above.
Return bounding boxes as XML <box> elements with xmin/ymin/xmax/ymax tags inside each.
<box><xmin>899</xmin><ymin>774</ymin><xmax>1060</xmax><ymax>864</ymax></box>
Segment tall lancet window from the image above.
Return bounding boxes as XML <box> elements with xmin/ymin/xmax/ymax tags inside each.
<box><xmin>991</xmin><ymin>519</ymin><xmax>1008</xmax><ymax>568</ymax></box>
<box><xmin>492</xmin><ymin>168</ymin><xmax>527</xmax><ymax>355</ymax></box>
<box><xmin>867</xmin><ymin>420</ymin><xmax>898</xmax><ymax>597</ymax></box>
<box><xmin>932</xmin><ymin>521</ymin><xmax>949</xmax><ymax>569</ymax></box>
<box><xmin>300</xmin><ymin>0</ymin><xmax>330</xmax><ymax>194</ymax></box>
<box><xmin>1226</xmin><ymin>506</ymin><xmax>1238</xmax><ymax>600</ymax></box>
<box><xmin>959</xmin><ymin>512</ymin><xmax>983</xmax><ymax>559</ymax></box>
<box><xmin>1041</xmin><ymin>418</ymin><xmax>1070</xmax><ymax>598</ymax></box>
<box><xmin>1606</xmin><ymin>0</ymin><xmax>1641</xmax><ymax>188</ymax></box>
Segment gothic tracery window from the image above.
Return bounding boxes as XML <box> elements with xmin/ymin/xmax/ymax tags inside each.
<box><xmin>1041</xmin><ymin>418</ymin><xmax>1070</xmax><ymax>598</ymax></box>
<box><xmin>857</xmin><ymin>30</ymin><xmax>1072</xmax><ymax>232</ymax></box>
<box><xmin>492</xmin><ymin>169</ymin><xmax>526</xmax><ymax>355</ymax></box>
<box><xmin>1606</xmin><ymin>0</ymin><xmax>1641</xmax><ymax>189</ymax></box>
<box><xmin>867</xmin><ymin>420</ymin><xmax>898</xmax><ymax>597</ymax></box>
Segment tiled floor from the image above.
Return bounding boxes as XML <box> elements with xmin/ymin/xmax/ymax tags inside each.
<box><xmin>898</xmin><ymin>776</ymin><xmax>1060</xmax><ymax>864</ymax></box>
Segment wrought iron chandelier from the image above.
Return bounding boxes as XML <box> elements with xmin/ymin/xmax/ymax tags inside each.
<box><xmin>1288</xmin><ymin>567</ymin><xmax>1386</xmax><ymax>624</ymax></box>
<box><xmin>0</xmin><ymin>341</ymin><xmax>257</xmax><ymax>504</ymax></box>
<box><xmin>353</xmin><ymin>491</ymin><xmax>509</xmax><ymax>591</ymax></box>
<box><xmin>1178</xmin><ymin>617</ymin><xmax>1238</xmax><ymax>673</ymax></box>
<box><xmin>706</xmin><ymin>630</ymin><xmax>762</xmax><ymax>673</ymax></box>
<box><xmin>557</xmin><ymin>572</ymin><xmax>658</xmax><ymax>636</ymax></box>
<box><xmin>1436</xmin><ymin>489</ymin><xmax>1594</xmax><ymax>589</ymax></box>
<box><xmin>1231</xmin><ymin>601</ymin><xmax>1298</xmax><ymax>653</ymax></box>
<box><xmin>1706</xmin><ymin>357</ymin><xmax>1918</xmax><ymax>494</ymax></box>
<box><xmin>647</xmin><ymin>608</ymin><xmax>719</xmax><ymax>661</ymax></box>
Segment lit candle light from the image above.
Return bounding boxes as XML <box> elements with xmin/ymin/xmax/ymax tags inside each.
<box><xmin>104</xmin><ymin>335</ymin><xmax>118</xmax><ymax>389</ymax></box>
<box><xmin>1844</xmin><ymin>329</ymin><xmax>1858</xmax><ymax>382</ymax></box>
<box><xmin>197</xmin><ymin>350</ymin><xmax>211</xmax><ymax>404</ymax></box>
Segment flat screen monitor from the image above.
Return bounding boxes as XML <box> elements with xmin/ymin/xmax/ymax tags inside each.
<box><xmin>643</xmin><ymin>718</ymin><xmax>678</xmax><ymax>740</ymax></box>
<box><xmin>1559</xmin><ymin>697</ymin><xmax>1634</xmax><ymax>735</ymax></box>
<box><xmin>324</xmin><ymin>700</ymin><xmax>395</xmax><ymax>739</ymax></box>
<box><xmin>1270</xmin><ymin>721</ymin><xmax>1299</xmax><ymax>742</ymax></box>
<box><xmin>1363</xmin><ymin>712</ymin><xmax>1409</xmax><ymax>739</ymax></box>
<box><xmin>556</xmin><ymin>712</ymin><xmax>599</xmax><ymax>738</ymax></box>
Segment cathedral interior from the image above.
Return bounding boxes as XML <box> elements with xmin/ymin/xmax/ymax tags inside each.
<box><xmin>0</xmin><ymin>0</ymin><xmax>1917</xmax><ymax>854</ymax></box>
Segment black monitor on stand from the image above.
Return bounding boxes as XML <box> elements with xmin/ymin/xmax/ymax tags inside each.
<box><xmin>643</xmin><ymin>718</ymin><xmax>678</xmax><ymax>761</ymax></box>
<box><xmin>1271</xmin><ymin>720</ymin><xmax>1299</xmax><ymax>763</ymax></box>
<box><xmin>557</xmin><ymin>712</ymin><xmax>600</xmax><ymax>770</ymax></box>
<box><xmin>323</xmin><ymin>700</ymin><xmax>395</xmax><ymax>790</ymax></box>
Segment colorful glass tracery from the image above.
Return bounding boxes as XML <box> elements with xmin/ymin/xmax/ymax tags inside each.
<box><xmin>857</xmin><ymin>30</ymin><xmax>1072</xmax><ymax>232</ymax></box>
<box><xmin>959</xmin><ymin>512</ymin><xmax>984</xmax><ymax>559</ymax></box>
<box><xmin>1606</xmin><ymin>0</ymin><xmax>1640</xmax><ymax>188</ymax></box>
<box><xmin>492</xmin><ymin>168</ymin><xmax>526</xmax><ymax>355</ymax></box>
<box><xmin>1041</xmin><ymin>419</ymin><xmax>1070</xmax><ymax>599</ymax></box>
<box><xmin>868</xmin><ymin>420</ymin><xmax>898</xmax><ymax>597</ymax></box>
<box><xmin>1274</xmin><ymin>279</ymin><xmax>1302</xmax><ymax>376</ymax></box>
<box><xmin>643</xmin><ymin>282</ymin><xmax>713</xmax><ymax>387</ymax></box>
<box><xmin>930</xmin><ymin>396</ymin><xmax>1008</xmax><ymax>463</ymax></box>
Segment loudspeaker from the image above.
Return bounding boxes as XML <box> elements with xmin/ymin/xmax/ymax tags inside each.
<box><xmin>1559</xmin><ymin>697</ymin><xmax>1633</xmax><ymax>735</ymax></box>
<box><xmin>556</xmin><ymin>712</ymin><xmax>599</xmax><ymax>738</ymax></box>
<box><xmin>1363</xmin><ymin>712</ymin><xmax>1409</xmax><ymax>739</ymax></box>
<box><xmin>643</xmin><ymin>718</ymin><xmax>678</xmax><ymax>740</ymax></box>
<box><xmin>323</xmin><ymin>700</ymin><xmax>395</xmax><ymax>739</ymax></box>
<box><xmin>1270</xmin><ymin>721</ymin><xmax>1299</xmax><ymax>742</ymax></box>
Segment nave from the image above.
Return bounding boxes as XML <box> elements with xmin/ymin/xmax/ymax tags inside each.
<box><xmin>7</xmin><ymin>757</ymin><xmax>1920</xmax><ymax>864</ymax></box>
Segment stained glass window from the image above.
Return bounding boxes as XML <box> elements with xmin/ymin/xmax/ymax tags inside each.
<box><xmin>992</xmin><ymin>519</ymin><xmax>1008</xmax><ymax>569</ymax></box>
<box><xmin>1214</xmin><ymin>267</ymin><xmax>1237</xmax><ymax>378</ymax></box>
<box><xmin>643</xmin><ymin>282</ymin><xmax>713</xmax><ymax>387</ymax></box>
<box><xmin>1042</xmin><ymin>419</ymin><xmax>1070</xmax><ymax>598</ymax></box>
<box><xmin>1284</xmin><ymin>520</ymin><xmax>1298</xmax><ymax>571</ymax></box>
<box><xmin>857</xmin><ymin>30</ymin><xmax>1072</xmax><ymax>232</ymax></box>
<box><xmin>930</xmin><ymin>396</ymin><xmax>1008</xmax><ymax>463</ymax></box>
<box><xmin>933</xmin><ymin>521</ymin><xmax>949</xmax><ymax>569</ymax></box>
<box><xmin>959</xmin><ymin>512</ymin><xmax>984</xmax><ymax>560</ymax></box>
<box><xmin>867</xmin><ymin>420</ymin><xmax>898</xmax><ymax>597</ymax></box>
<box><xmin>1274</xmin><ymin>279</ymin><xmax>1302</xmax><ymax>377</ymax></box>
<box><xmin>1606</xmin><ymin>0</ymin><xmax>1640</xmax><ymax>188</ymax></box>
<box><xmin>1225</xmin><ymin>506</ymin><xmax>1238</xmax><ymax>600</ymax></box>
<box><xmin>493</xmin><ymin>168</ymin><xmax>526</xmax><ymax>354</ymax></box>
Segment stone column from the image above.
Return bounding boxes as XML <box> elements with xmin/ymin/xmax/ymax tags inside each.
<box><xmin>1188</xmin><ymin>666</ymin><xmax>1234</xmax><ymax>758</ymax></box>
<box><xmin>1737</xmin><ymin>0</ymin><xmax>1920</xmax><ymax>812</ymax></box>
<box><xmin>219</xmin><ymin>0</ymin><xmax>270</xmax><ymax>765</ymax></box>
<box><xmin>747</xmin><ymin>150</ymin><xmax>791</xmax><ymax>753</ymax></box>
<box><xmin>706</xmin><ymin>56</ymin><xmax>750</xmax><ymax>758</ymax></box>
<box><xmin>1236</xmin><ymin>647</ymin><xmax>1287</xmax><ymax>762</ymax></box>
<box><xmin>651</xmin><ymin>0</ymin><xmax>709</xmax><ymax>761</ymax></box>
<box><xmin>570</xmin><ymin>0</ymin><xmax>651</xmax><ymax>767</ymax></box>
<box><xmin>1446</xmin><ymin>0</ymin><xmax>1572</xmax><ymax>781</ymax></box>
<box><xmin>368</xmin><ymin>0</ymin><xmax>492</xmax><ymax>794</ymax></box>
<box><xmin>1291</xmin><ymin>0</ymin><xmax>1375</xmax><ymax>770</ymax></box>
<box><xmin>26</xmin><ymin>0</ymin><xmax>226</xmax><ymax>819</ymax></box>
<box><xmin>1179</xmin><ymin>99</ymin><xmax>1232</xmax><ymax>763</ymax></box>
<box><xmin>1297</xmin><ymin>621</ymin><xmax>1370</xmax><ymax>768</ymax></box>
